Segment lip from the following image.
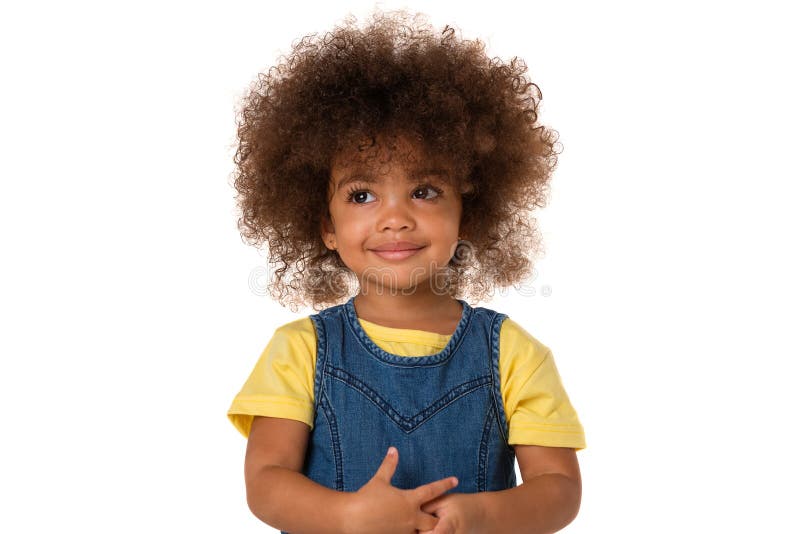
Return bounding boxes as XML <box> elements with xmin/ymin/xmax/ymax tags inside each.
<box><xmin>369</xmin><ymin>242</ymin><xmax>425</xmax><ymax>261</ymax></box>
<box><xmin>370</xmin><ymin>248</ymin><xmax>424</xmax><ymax>261</ymax></box>
<box><xmin>370</xmin><ymin>241</ymin><xmax>425</xmax><ymax>252</ymax></box>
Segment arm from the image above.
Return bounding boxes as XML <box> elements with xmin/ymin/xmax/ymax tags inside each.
<box><xmin>420</xmin><ymin>445</ymin><xmax>581</xmax><ymax>534</ymax></box>
<box><xmin>244</xmin><ymin>416</ymin><xmax>348</xmax><ymax>533</ymax></box>
<box><xmin>244</xmin><ymin>416</ymin><xmax>457</xmax><ymax>534</ymax></box>
<box><xmin>480</xmin><ymin>445</ymin><xmax>581</xmax><ymax>534</ymax></box>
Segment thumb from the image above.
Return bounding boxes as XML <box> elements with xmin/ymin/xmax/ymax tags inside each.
<box><xmin>372</xmin><ymin>446</ymin><xmax>399</xmax><ymax>483</ymax></box>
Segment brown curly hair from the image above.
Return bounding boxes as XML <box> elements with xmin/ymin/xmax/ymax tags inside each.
<box><xmin>232</xmin><ymin>10</ymin><xmax>560</xmax><ymax>312</ymax></box>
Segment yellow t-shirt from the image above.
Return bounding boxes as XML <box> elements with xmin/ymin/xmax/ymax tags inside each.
<box><xmin>228</xmin><ymin>316</ymin><xmax>586</xmax><ymax>450</ymax></box>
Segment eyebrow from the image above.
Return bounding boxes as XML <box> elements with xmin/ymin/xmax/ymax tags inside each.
<box><xmin>334</xmin><ymin>167</ymin><xmax>451</xmax><ymax>192</ymax></box>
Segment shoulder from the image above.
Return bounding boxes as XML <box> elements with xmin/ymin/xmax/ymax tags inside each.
<box><xmin>496</xmin><ymin>317</ymin><xmax>586</xmax><ymax>449</ymax></box>
<box><xmin>227</xmin><ymin>317</ymin><xmax>319</xmax><ymax>437</ymax></box>
<box><xmin>498</xmin><ymin>316</ymin><xmax>552</xmax><ymax>371</ymax></box>
<box><xmin>252</xmin><ymin>317</ymin><xmax>318</xmax><ymax>373</ymax></box>
<box><xmin>270</xmin><ymin>316</ymin><xmax>318</xmax><ymax>350</ymax></box>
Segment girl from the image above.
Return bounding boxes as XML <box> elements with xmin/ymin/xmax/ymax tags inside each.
<box><xmin>227</xmin><ymin>11</ymin><xmax>586</xmax><ymax>534</ymax></box>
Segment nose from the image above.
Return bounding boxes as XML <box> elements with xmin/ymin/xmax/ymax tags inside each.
<box><xmin>376</xmin><ymin>192</ymin><xmax>415</xmax><ymax>232</ymax></box>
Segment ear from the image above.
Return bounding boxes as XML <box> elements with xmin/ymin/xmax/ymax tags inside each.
<box><xmin>320</xmin><ymin>213</ymin><xmax>337</xmax><ymax>251</ymax></box>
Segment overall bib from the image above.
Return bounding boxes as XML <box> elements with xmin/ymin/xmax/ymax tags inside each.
<box><xmin>289</xmin><ymin>296</ymin><xmax>516</xmax><ymax>531</ymax></box>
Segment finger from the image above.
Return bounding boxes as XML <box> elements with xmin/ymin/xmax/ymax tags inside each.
<box><xmin>420</xmin><ymin>495</ymin><xmax>444</xmax><ymax>514</ymax></box>
<box><xmin>434</xmin><ymin>518</ymin><xmax>455</xmax><ymax>534</ymax></box>
<box><xmin>412</xmin><ymin>476</ymin><xmax>458</xmax><ymax>503</ymax></box>
<box><xmin>372</xmin><ymin>446</ymin><xmax>399</xmax><ymax>483</ymax></box>
<box><xmin>414</xmin><ymin>511</ymin><xmax>439</xmax><ymax>532</ymax></box>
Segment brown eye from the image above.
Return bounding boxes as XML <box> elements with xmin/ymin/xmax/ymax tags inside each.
<box><xmin>345</xmin><ymin>188</ymin><xmax>375</xmax><ymax>204</ymax></box>
<box><xmin>412</xmin><ymin>185</ymin><xmax>442</xmax><ymax>200</ymax></box>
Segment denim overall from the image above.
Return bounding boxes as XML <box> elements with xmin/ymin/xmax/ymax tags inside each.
<box><xmin>300</xmin><ymin>295</ymin><xmax>517</xmax><ymax>508</ymax></box>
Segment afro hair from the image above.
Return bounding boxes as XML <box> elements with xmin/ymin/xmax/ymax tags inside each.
<box><xmin>232</xmin><ymin>10</ymin><xmax>560</xmax><ymax>311</ymax></box>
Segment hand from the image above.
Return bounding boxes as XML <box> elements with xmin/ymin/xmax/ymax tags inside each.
<box><xmin>343</xmin><ymin>447</ymin><xmax>459</xmax><ymax>534</ymax></box>
<box><xmin>417</xmin><ymin>493</ymin><xmax>485</xmax><ymax>534</ymax></box>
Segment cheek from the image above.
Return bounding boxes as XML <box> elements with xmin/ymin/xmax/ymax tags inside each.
<box><xmin>338</xmin><ymin>216</ymin><xmax>367</xmax><ymax>233</ymax></box>
<box><xmin>440</xmin><ymin>207</ymin><xmax>462</xmax><ymax>233</ymax></box>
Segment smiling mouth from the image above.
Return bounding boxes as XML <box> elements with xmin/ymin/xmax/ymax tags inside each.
<box><xmin>370</xmin><ymin>247</ymin><xmax>425</xmax><ymax>260</ymax></box>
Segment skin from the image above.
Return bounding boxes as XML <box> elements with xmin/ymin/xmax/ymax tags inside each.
<box><xmin>320</xmin><ymin>136</ymin><xmax>465</xmax><ymax>334</ymax></box>
<box><xmin>245</xmin><ymin>417</ymin><xmax>456</xmax><ymax>533</ymax></box>
<box><xmin>244</xmin><ymin>136</ymin><xmax>582</xmax><ymax>532</ymax></box>
<box><xmin>246</xmin><ymin>417</ymin><xmax>581</xmax><ymax>534</ymax></box>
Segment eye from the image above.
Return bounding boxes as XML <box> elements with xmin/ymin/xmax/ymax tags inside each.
<box><xmin>412</xmin><ymin>184</ymin><xmax>443</xmax><ymax>200</ymax></box>
<box><xmin>344</xmin><ymin>183</ymin><xmax>444</xmax><ymax>204</ymax></box>
<box><xmin>345</xmin><ymin>187</ymin><xmax>376</xmax><ymax>204</ymax></box>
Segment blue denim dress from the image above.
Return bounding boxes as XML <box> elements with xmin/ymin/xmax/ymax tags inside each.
<box><xmin>301</xmin><ymin>295</ymin><xmax>517</xmax><ymax>501</ymax></box>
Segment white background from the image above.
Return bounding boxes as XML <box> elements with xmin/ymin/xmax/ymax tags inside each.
<box><xmin>2</xmin><ymin>0</ymin><xmax>798</xmax><ymax>532</ymax></box>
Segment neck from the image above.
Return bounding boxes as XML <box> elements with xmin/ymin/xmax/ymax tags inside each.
<box><xmin>353</xmin><ymin>290</ymin><xmax>461</xmax><ymax>329</ymax></box>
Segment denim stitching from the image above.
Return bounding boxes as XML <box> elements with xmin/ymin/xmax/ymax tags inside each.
<box><xmin>309</xmin><ymin>313</ymin><xmax>327</xmax><ymax>414</ymax></box>
<box><xmin>489</xmin><ymin>313</ymin><xmax>511</xmax><ymax>446</ymax></box>
<box><xmin>319</xmin><ymin>392</ymin><xmax>344</xmax><ymax>491</ymax></box>
<box><xmin>305</xmin><ymin>298</ymin><xmax>517</xmax><ymax>495</ymax></box>
<box><xmin>477</xmin><ymin>403</ymin><xmax>494</xmax><ymax>492</ymax></box>
<box><xmin>343</xmin><ymin>296</ymin><xmax>474</xmax><ymax>367</ymax></box>
<box><xmin>308</xmin><ymin>307</ymin><xmax>343</xmax><ymax>490</ymax></box>
<box><xmin>326</xmin><ymin>365</ymin><xmax>490</xmax><ymax>433</ymax></box>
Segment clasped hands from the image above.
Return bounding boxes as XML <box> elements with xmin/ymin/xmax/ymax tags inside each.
<box><xmin>343</xmin><ymin>447</ymin><xmax>484</xmax><ymax>534</ymax></box>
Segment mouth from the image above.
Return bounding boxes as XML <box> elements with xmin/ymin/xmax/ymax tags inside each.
<box><xmin>369</xmin><ymin>246</ymin><xmax>425</xmax><ymax>261</ymax></box>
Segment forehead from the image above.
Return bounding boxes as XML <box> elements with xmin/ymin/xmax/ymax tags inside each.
<box><xmin>330</xmin><ymin>134</ymin><xmax>458</xmax><ymax>190</ymax></box>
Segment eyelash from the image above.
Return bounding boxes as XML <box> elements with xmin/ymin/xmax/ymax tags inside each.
<box><xmin>344</xmin><ymin>184</ymin><xmax>444</xmax><ymax>204</ymax></box>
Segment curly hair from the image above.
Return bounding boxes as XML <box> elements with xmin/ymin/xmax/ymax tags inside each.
<box><xmin>232</xmin><ymin>10</ymin><xmax>560</xmax><ymax>312</ymax></box>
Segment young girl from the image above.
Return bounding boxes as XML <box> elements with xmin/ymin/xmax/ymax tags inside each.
<box><xmin>227</xmin><ymin>11</ymin><xmax>586</xmax><ymax>534</ymax></box>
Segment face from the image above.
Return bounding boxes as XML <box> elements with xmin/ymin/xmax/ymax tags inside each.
<box><xmin>321</xmin><ymin>137</ymin><xmax>463</xmax><ymax>296</ymax></box>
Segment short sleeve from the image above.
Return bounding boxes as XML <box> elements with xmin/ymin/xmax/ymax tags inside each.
<box><xmin>226</xmin><ymin>317</ymin><xmax>317</xmax><ymax>438</ymax></box>
<box><xmin>499</xmin><ymin>318</ymin><xmax>586</xmax><ymax>450</ymax></box>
